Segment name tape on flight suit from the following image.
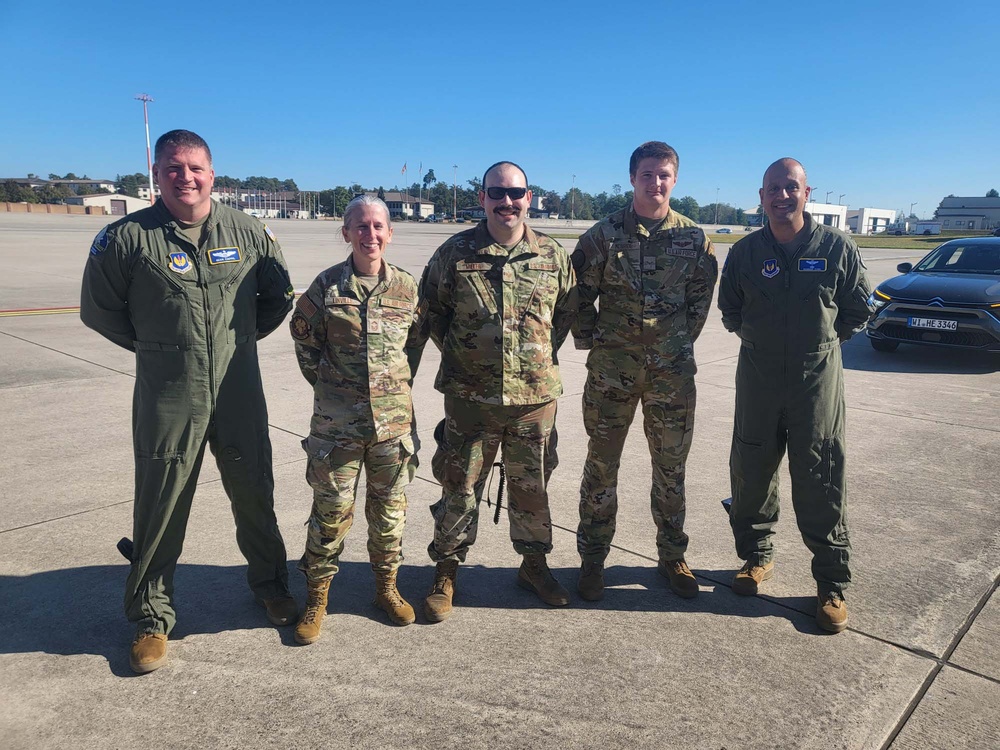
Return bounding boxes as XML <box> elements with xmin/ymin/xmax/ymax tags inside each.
<box><xmin>798</xmin><ymin>258</ymin><xmax>828</xmax><ymax>272</ymax></box>
<box><xmin>207</xmin><ymin>247</ymin><xmax>242</xmax><ymax>264</ymax></box>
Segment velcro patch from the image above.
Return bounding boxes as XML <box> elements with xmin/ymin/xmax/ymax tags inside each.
<box><xmin>666</xmin><ymin>247</ymin><xmax>698</xmax><ymax>258</ymax></box>
<box><xmin>457</xmin><ymin>261</ymin><xmax>493</xmax><ymax>271</ymax></box>
<box><xmin>296</xmin><ymin>294</ymin><xmax>319</xmax><ymax>318</ymax></box>
<box><xmin>290</xmin><ymin>312</ymin><xmax>311</xmax><ymax>340</ymax></box>
<box><xmin>327</xmin><ymin>295</ymin><xmax>360</xmax><ymax>306</ymax></box>
<box><xmin>528</xmin><ymin>261</ymin><xmax>557</xmax><ymax>271</ymax></box>
<box><xmin>798</xmin><ymin>258</ymin><xmax>828</xmax><ymax>272</ymax></box>
<box><xmin>672</xmin><ymin>239</ymin><xmax>694</xmax><ymax>250</ymax></box>
<box><xmin>207</xmin><ymin>246</ymin><xmax>242</xmax><ymax>264</ymax></box>
<box><xmin>381</xmin><ymin>298</ymin><xmax>414</xmax><ymax>310</ymax></box>
<box><xmin>90</xmin><ymin>226</ymin><xmax>111</xmax><ymax>256</ymax></box>
<box><xmin>262</xmin><ymin>223</ymin><xmax>277</xmax><ymax>241</ymax></box>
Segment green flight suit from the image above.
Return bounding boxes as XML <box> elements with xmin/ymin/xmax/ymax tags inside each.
<box><xmin>80</xmin><ymin>200</ymin><xmax>295</xmax><ymax>635</ymax></box>
<box><xmin>717</xmin><ymin>213</ymin><xmax>874</xmax><ymax>592</ymax></box>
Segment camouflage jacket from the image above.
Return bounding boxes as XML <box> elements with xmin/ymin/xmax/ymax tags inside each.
<box><xmin>718</xmin><ymin>212</ymin><xmax>874</xmax><ymax>355</ymax></box>
<box><xmin>412</xmin><ymin>221</ymin><xmax>576</xmax><ymax>406</ymax></box>
<box><xmin>290</xmin><ymin>257</ymin><xmax>420</xmax><ymax>443</ymax></box>
<box><xmin>571</xmin><ymin>205</ymin><xmax>718</xmax><ymax>371</ymax></box>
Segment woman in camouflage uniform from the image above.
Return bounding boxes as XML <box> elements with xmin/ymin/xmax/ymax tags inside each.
<box><xmin>288</xmin><ymin>196</ymin><xmax>423</xmax><ymax>642</ymax></box>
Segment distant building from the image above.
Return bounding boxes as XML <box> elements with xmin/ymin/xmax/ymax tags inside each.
<box><xmin>48</xmin><ymin>178</ymin><xmax>116</xmax><ymax>193</ymax></box>
<box><xmin>64</xmin><ymin>193</ymin><xmax>149</xmax><ymax>216</ymax></box>
<box><xmin>137</xmin><ymin>185</ymin><xmax>159</xmax><ymax>201</ymax></box>
<box><xmin>804</xmin><ymin>202</ymin><xmax>848</xmax><ymax>230</ymax></box>
<box><xmin>370</xmin><ymin>191</ymin><xmax>435</xmax><ymax>219</ymax></box>
<box><xmin>458</xmin><ymin>206</ymin><xmax>486</xmax><ymax>220</ymax></box>
<box><xmin>934</xmin><ymin>196</ymin><xmax>1000</xmax><ymax>231</ymax></box>
<box><xmin>846</xmin><ymin>207</ymin><xmax>896</xmax><ymax>234</ymax></box>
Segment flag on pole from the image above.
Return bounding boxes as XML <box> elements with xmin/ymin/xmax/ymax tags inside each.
<box><xmin>401</xmin><ymin>163</ymin><xmax>407</xmax><ymax>175</ymax></box>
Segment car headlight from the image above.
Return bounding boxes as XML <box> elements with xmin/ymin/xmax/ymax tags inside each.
<box><xmin>869</xmin><ymin>288</ymin><xmax>891</xmax><ymax>310</ymax></box>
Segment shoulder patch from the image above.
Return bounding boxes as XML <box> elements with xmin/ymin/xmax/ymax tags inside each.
<box><xmin>296</xmin><ymin>294</ymin><xmax>319</xmax><ymax>318</ymax></box>
<box><xmin>290</xmin><ymin>312</ymin><xmax>311</xmax><ymax>340</ymax></box>
<box><xmin>90</xmin><ymin>226</ymin><xmax>111</xmax><ymax>256</ymax></box>
<box><xmin>262</xmin><ymin>223</ymin><xmax>277</xmax><ymax>242</ymax></box>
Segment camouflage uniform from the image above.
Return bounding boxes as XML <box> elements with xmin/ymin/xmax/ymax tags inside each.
<box><xmin>80</xmin><ymin>199</ymin><xmax>294</xmax><ymax>636</ymax></box>
<box><xmin>571</xmin><ymin>205</ymin><xmax>718</xmax><ymax>563</ymax></box>
<box><xmin>412</xmin><ymin>221</ymin><xmax>576</xmax><ymax>561</ymax></box>
<box><xmin>717</xmin><ymin>213</ymin><xmax>873</xmax><ymax>592</ymax></box>
<box><xmin>290</xmin><ymin>257</ymin><xmax>421</xmax><ymax>581</ymax></box>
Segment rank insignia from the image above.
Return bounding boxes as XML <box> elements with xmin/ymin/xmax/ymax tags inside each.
<box><xmin>761</xmin><ymin>259</ymin><xmax>780</xmax><ymax>279</ymax></box>
<box><xmin>798</xmin><ymin>258</ymin><xmax>827</xmax><ymax>272</ymax></box>
<box><xmin>168</xmin><ymin>251</ymin><xmax>192</xmax><ymax>274</ymax></box>
<box><xmin>207</xmin><ymin>246</ymin><xmax>242</xmax><ymax>264</ymax></box>
<box><xmin>290</xmin><ymin>312</ymin><xmax>311</xmax><ymax>340</ymax></box>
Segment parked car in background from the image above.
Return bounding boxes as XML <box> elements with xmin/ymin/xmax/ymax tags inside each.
<box><xmin>866</xmin><ymin>237</ymin><xmax>1000</xmax><ymax>354</ymax></box>
<box><xmin>421</xmin><ymin>214</ymin><xmax>438</xmax><ymax>223</ymax></box>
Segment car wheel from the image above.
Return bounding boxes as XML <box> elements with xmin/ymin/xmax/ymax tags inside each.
<box><xmin>870</xmin><ymin>337</ymin><xmax>899</xmax><ymax>353</ymax></box>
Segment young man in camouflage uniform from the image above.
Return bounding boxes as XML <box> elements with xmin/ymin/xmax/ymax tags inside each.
<box><xmin>289</xmin><ymin>196</ymin><xmax>422</xmax><ymax>642</ymax></box>
<box><xmin>718</xmin><ymin>158</ymin><xmax>873</xmax><ymax>633</ymax></box>
<box><xmin>80</xmin><ymin>130</ymin><xmax>296</xmax><ymax>674</ymax></box>
<box><xmin>412</xmin><ymin>161</ymin><xmax>577</xmax><ymax>621</ymax></box>
<box><xmin>571</xmin><ymin>141</ymin><xmax>718</xmax><ymax>601</ymax></box>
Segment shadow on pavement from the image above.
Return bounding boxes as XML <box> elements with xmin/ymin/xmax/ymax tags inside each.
<box><xmin>0</xmin><ymin>560</ymin><xmax>831</xmax><ymax>670</ymax></box>
<box><xmin>843</xmin><ymin>339</ymin><xmax>1000</xmax><ymax>374</ymax></box>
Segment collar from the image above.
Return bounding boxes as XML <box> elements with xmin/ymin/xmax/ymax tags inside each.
<box><xmin>340</xmin><ymin>255</ymin><xmax>394</xmax><ymax>293</ymax></box>
<box><xmin>154</xmin><ymin>198</ymin><xmax>219</xmax><ymax>233</ymax></box>
<box><xmin>763</xmin><ymin>211</ymin><xmax>818</xmax><ymax>247</ymax></box>
<box><xmin>472</xmin><ymin>220</ymin><xmax>540</xmax><ymax>257</ymax></box>
<box><xmin>624</xmin><ymin>203</ymin><xmax>672</xmax><ymax>238</ymax></box>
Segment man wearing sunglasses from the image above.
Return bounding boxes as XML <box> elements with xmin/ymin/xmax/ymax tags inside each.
<box><xmin>571</xmin><ymin>141</ymin><xmax>718</xmax><ymax>602</ymax></box>
<box><xmin>412</xmin><ymin>161</ymin><xmax>577</xmax><ymax>621</ymax></box>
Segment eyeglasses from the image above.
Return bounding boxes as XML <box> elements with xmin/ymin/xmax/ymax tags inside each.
<box><xmin>485</xmin><ymin>187</ymin><xmax>528</xmax><ymax>200</ymax></box>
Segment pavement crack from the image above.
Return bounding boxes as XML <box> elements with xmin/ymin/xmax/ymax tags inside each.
<box><xmin>0</xmin><ymin>330</ymin><xmax>134</xmax><ymax>378</ymax></box>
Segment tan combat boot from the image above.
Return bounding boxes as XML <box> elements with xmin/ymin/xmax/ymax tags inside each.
<box><xmin>577</xmin><ymin>560</ymin><xmax>605</xmax><ymax>602</ymax></box>
<box><xmin>518</xmin><ymin>553</ymin><xmax>570</xmax><ymax>606</ymax></box>
<box><xmin>129</xmin><ymin>632</ymin><xmax>168</xmax><ymax>674</ymax></box>
<box><xmin>657</xmin><ymin>558</ymin><xmax>699</xmax><ymax>599</ymax></box>
<box><xmin>374</xmin><ymin>569</ymin><xmax>415</xmax><ymax>626</ymax></box>
<box><xmin>425</xmin><ymin>559</ymin><xmax>459</xmax><ymax>623</ymax></box>
<box><xmin>294</xmin><ymin>577</ymin><xmax>331</xmax><ymax>645</ymax></box>
<box><xmin>732</xmin><ymin>558</ymin><xmax>774</xmax><ymax>596</ymax></box>
<box><xmin>816</xmin><ymin>589</ymin><xmax>849</xmax><ymax>633</ymax></box>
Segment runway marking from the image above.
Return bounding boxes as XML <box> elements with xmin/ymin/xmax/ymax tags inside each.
<box><xmin>0</xmin><ymin>306</ymin><xmax>80</xmax><ymax>317</ymax></box>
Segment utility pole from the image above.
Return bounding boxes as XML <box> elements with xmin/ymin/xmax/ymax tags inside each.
<box><xmin>715</xmin><ymin>187</ymin><xmax>720</xmax><ymax>224</ymax></box>
<box><xmin>839</xmin><ymin>194</ymin><xmax>846</xmax><ymax>205</ymax></box>
<box><xmin>825</xmin><ymin>190</ymin><xmax>832</xmax><ymax>203</ymax></box>
<box><xmin>135</xmin><ymin>94</ymin><xmax>155</xmax><ymax>204</ymax></box>
<box><xmin>909</xmin><ymin>201</ymin><xmax>917</xmax><ymax>218</ymax></box>
<box><xmin>452</xmin><ymin>164</ymin><xmax>458</xmax><ymax>221</ymax></box>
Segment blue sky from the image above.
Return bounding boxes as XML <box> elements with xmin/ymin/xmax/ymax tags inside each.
<box><xmin>1</xmin><ymin>0</ymin><xmax>996</xmax><ymax>217</ymax></box>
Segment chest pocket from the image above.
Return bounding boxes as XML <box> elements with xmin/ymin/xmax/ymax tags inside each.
<box><xmin>324</xmin><ymin>294</ymin><xmax>363</xmax><ymax>351</ymax></box>
<box><xmin>519</xmin><ymin>260</ymin><xmax>559</xmax><ymax>324</ymax></box>
<box><xmin>129</xmin><ymin>252</ymin><xmax>193</xmax><ymax>349</ymax></box>
<box><xmin>218</xmin><ymin>256</ymin><xmax>256</xmax><ymax>342</ymax></box>
<box><xmin>455</xmin><ymin>260</ymin><xmax>499</xmax><ymax>316</ymax></box>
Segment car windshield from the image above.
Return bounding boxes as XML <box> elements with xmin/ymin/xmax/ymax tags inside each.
<box><xmin>913</xmin><ymin>243</ymin><xmax>1000</xmax><ymax>274</ymax></box>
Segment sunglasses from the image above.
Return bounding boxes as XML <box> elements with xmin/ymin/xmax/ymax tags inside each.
<box><xmin>485</xmin><ymin>187</ymin><xmax>528</xmax><ymax>200</ymax></box>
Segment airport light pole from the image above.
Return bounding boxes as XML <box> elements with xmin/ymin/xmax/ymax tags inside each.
<box><xmin>135</xmin><ymin>93</ymin><xmax>155</xmax><ymax>204</ymax></box>
<box><xmin>825</xmin><ymin>190</ymin><xmax>832</xmax><ymax>203</ymax></box>
<box><xmin>839</xmin><ymin>193</ymin><xmax>846</xmax><ymax>205</ymax></box>
<box><xmin>571</xmin><ymin>174</ymin><xmax>576</xmax><ymax>222</ymax></box>
<box><xmin>909</xmin><ymin>201</ymin><xmax>917</xmax><ymax>218</ymax></box>
<box><xmin>715</xmin><ymin>187</ymin><xmax>720</xmax><ymax>224</ymax></box>
<box><xmin>452</xmin><ymin>165</ymin><xmax>458</xmax><ymax>221</ymax></box>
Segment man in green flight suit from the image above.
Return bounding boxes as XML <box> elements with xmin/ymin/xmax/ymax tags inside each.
<box><xmin>80</xmin><ymin>130</ymin><xmax>297</xmax><ymax>673</ymax></box>
<box><xmin>572</xmin><ymin>141</ymin><xmax>718</xmax><ymax>602</ymax></box>
<box><xmin>717</xmin><ymin>157</ymin><xmax>874</xmax><ymax>633</ymax></box>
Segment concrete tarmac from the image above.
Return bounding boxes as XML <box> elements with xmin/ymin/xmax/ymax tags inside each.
<box><xmin>1</xmin><ymin>212</ymin><xmax>998</xmax><ymax>750</ymax></box>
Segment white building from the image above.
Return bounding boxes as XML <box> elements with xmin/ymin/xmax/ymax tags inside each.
<box><xmin>804</xmin><ymin>202</ymin><xmax>848</xmax><ymax>230</ymax></box>
<box><xmin>137</xmin><ymin>185</ymin><xmax>159</xmax><ymax>201</ymax></box>
<box><xmin>846</xmin><ymin>207</ymin><xmax>897</xmax><ymax>234</ymax></box>
<box><xmin>373</xmin><ymin>191</ymin><xmax>435</xmax><ymax>219</ymax></box>
<box><xmin>65</xmin><ymin>193</ymin><xmax>150</xmax><ymax>216</ymax></box>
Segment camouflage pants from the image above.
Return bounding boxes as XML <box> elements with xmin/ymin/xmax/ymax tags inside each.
<box><xmin>578</xmin><ymin>351</ymin><xmax>696</xmax><ymax>562</ymax></box>
<box><xmin>428</xmin><ymin>397</ymin><xmax>558</xmax><ymax>562</ymax></box>
<box><xmin>298</xmin><ymin>434</ymin><xmax>417</xmax><ymax>582</ymax></box>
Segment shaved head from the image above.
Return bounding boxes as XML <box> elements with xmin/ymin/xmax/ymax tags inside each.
<box><xmin>763</xmin><ymin>157</ymin><xmax>807</xmax><ymax>187</ymax></box>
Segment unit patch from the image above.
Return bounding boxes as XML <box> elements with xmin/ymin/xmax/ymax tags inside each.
<box><xmin>798</xmin><ymin>258</ymin><xmax>827</xmax><ymax>272</ymax></box>
<box><xmin>207</xmin><ymin>246</ymin><xmax>242</xmax><ymax>265</ymax></box>
<box><xmin>290</xmin><ymin>312</ymin><xmax>311</xmax><ymax>340</ymax></box>
<box><xmin>168</xmin><ymin>251</ymin><xmax>193</xmax><ymax>274</ymax></box>
<box><xmin>90</xmin><ymin>227</ymin><xmax>110</xmax><ymax>257</ymax></box>
<box><xmin>761</xmin><ymin>259</ymin><xmax>780</xmax><ymax>279</ymax></box>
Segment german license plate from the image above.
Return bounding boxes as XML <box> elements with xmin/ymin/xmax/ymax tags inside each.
<box><xmin>908</xmin><ymin>317</ymin><xmax>957</xmax><ymax>331</ymax></box>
